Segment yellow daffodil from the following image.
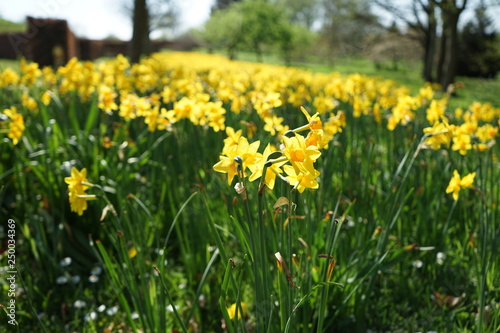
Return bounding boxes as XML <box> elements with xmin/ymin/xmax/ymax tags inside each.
<box><xmin>67</xmin><ymin>187</ymin><xmax>96</xmax><ymax>216</ymax></box>
<box><xmin>305</xmin><ymin>130</ymin><xmax>328</xmax><ymax>149</ymax></box>
<box><xmin>283</xmin><ymin>164</ymin><xmax>320</xmax><ymax>193</ymax></box>
<box><xmin>323</xmin><ymin>111</ymin><xmax>346</xmax><ymax>140</ymax></box>
<box><xmin>423</xmin><ymin>121</ymin><xmax>452</xmax><ymax>150</ymax></box>
<box><xmin>446</xmin><ymin>170</ymin><xmax>476</xmax><ymax>201</ymax></box>
<box><xmin>213</xmin><ymin>137</ymin><xmax>261</xmax><ymax>185</ymax></box>
<box><xmin>263</xmin><ymin>114</ymin><xmax>286</xmax><ymax>136</ymax></box>
<box><xmin>451</xmin><ymin>131</ymin><xmax>472</xmax><ymax>155</ymax></box>
<box><xmin>426</xmin><ymin>99</ymin><xmax>446</xmax><ymax>125</ymax></box>
<box><xmin>248</xmin><ymin>144</ymin><xmax>285</xmax><ymax>189</ymax></box>
<box><xmin>282</xmin><ymin>134</ymin><xmax>321</xmax><ymax>175</ymax></box>
<box><xmin>226</xmin><ymin>302</ymin><xmax>248</xmax><ymax>320</ymax></box>
<box><xmin>3</xmin><ymin>107</ymin><xmax>25</xmax><ymax>145</ymax></box>
<box><xmin>475</xmin><ymin>124</ymin><xmax>498</xmax><ymax>143</ymax></box>
<box><xmin>20</xmin><ymin>58</ymin><xmax>41</xmax><ymax>87</ymax></box>
<box><xmin>223</xmin><ymin>127</ymin><xmax>243</xmax><ymax>155</ymax></box>
<box><xmin>119</xmin><ymin>93</ymin><xmax>139</xmax><ymax>121</ymax></box>
<box><xmin>98</xmin><ymin>85</ymin><xmax>118</xmax><ymax>114</ymax></box>
<box><xmin>41</xmin><ymin>91</ymin><xmax>51</xmax><ymax>106</ymax></box>
<box><xmin>21</xmin><ymin>92</ymin><xmax>38</xmax><ymax>112</ymax></box>
<box><xmin>65</xmin><ymin>167</ymin><xmax>92</xmax><ymax>192</ymax></box>
<box><xmin>128</xmin><ymin>247</ymin><xmax>138</xmax><ymax>258</ymax></box>
<box><xmin>0</xmin><ymin>67</ymin><xmax>19</xmax><ymax>88</ymax></box>
<box><xmin>65</xmin><ymin>167</ymin><xmax>96</xmax><ymax>215</ymax></box>
<box><xmin>300</xmin><ymin>106</ymin><xmax>323</xmax><ymax>130</ymax></box>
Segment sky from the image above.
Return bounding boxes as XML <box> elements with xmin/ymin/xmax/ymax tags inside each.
<box><xmin>0</xmin><ymin>0</ymin><xmax>213</xmax><ymax>40</ymax></box>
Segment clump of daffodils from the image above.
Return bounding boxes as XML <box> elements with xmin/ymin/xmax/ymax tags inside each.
<box><xmin>423</xmin><ymin>101</ymin><xmax>499</xmax><ymax>155</ymax></box>
<box><xmin>213</xmin><ymin>106</ymin><xmax>345</xmax><ymax>193</ymax></box>
<box><xmin>65</xmin><ymin>167</ymin><xmax>97</xmax><ymax>215</ymax></box>
<box><xmin>2</xmin><ymin>106</ymin><xmax>25</xmax><ymax>145</ymax></box>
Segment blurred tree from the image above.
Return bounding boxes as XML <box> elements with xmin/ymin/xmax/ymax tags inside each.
<box><xmin>197</xmin><ymin>0</ymin><xmax>311</xmax><ymax>63</ymax></box>
<box><xmin>211</xmin><ymin>0</ymin><xmax>242</xmax><ymax>12</ymax></box>
<box><xmin>276</xmin><ymin>0</ymin><xmax>319</xmax><ymax>29</ymax></box>
<box><xmin>366</xmin><ymin>26</ymin><xmax>423</xmax><ymax>70</ymax></box>
<box><xmin>320</xmin><ymin>0</ymin><xmax>380</xmax><ymax>62</ymax></box>
<box><xmin>239</xmin><ymin>0</ymin><xmax>291</xmax><ymax>62</ymax></box>
<box><xmin>128</xmin><ymin>0</ymin><xmax>177</xmax><ymax>63</ymax></box>
<box><xmin>457</xmin><ymin>1</ymin><xmax>500</xmax><ymax>77</ymax></box>
<box><xmin>279</xmin><ymin>24</ymin><xmax>317</xmax><ymax>64</ymax></box>
<box><xmin>374</xmin><ymin>0</ymin><xmax>437</xmax><ymax>82</ymax></box>
<box><xmin>194</xmin><ymin>6</ymin><xmax>244</xmax><ymax>59</ymax></box>
<box><xmin>434</xmin><ymin>0</ymin><xmax>469</xmax><ymax>90</ymax></box>
<box><xmin>148</xmin><ymin>0</ymin><xmax>178</xmax><ymax>36</ymax></box>
<box><xmin>373</xmin><ymin>0</ymin><xmax>500</xmax><ymax>88</ymax></box>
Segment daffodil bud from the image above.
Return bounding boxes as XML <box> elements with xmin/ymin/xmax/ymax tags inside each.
<box><xmin>266</xmin><ymin>151</ymin><xmax>282</xmax><ymax>161</ymax></box>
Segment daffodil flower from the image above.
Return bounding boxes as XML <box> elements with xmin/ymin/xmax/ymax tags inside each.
<box><xmin>446</xmin><ymin>170</ymin><xmax>476</xmax><ymax>200</ymax></box>
<box><xmin>3</xmin><ymin>106</ymin><xmax>25</xmax><ymax>145</ymax></box>
<box><xmin>226</xmin><ymin>302</ymin><xmax>248</xmax><ymax>320</ymax></box>
<box><xmin>65</xmin><ymin>167</ymin><xmax>96</xmax><ymax>215</ymax></box>
<box><xmin>248</xmin><ymin>144</ymin><xmax>285</xmax><ymax>189</ymax></box>
<box><xmin>213</xmin><ymin>137</ymin><xmax>261</xmax><ymax>185</ymax></box>
<box><xmin>282</xmin><ymin>134</ymin><xmax>321</xmax><ymax>175</ymax></box>
<box><xmin>283</xmin><ymin>164</ymin><xmax>320</xmax><ymax>193</ymax></box>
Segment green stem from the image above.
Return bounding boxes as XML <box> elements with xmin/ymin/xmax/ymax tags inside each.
<box><xmin>316</xmin><ymin>197</ymin><xmax>342</xmax><ymax>333</ymax></box>
<box><xmin>154</xmin><ymin>267</ymin><xmax>189</xmax><ymax>333</ymax></box>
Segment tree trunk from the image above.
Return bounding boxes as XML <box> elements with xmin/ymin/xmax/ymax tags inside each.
<box><xmin>255</xmin><ymin>42</ymin><xmax>262</xmax><ymax>62</ymax></box>
<box><xmin>436</xmin><ymin>24</ymin><xmax>447</xmax><ymax>86</ymax></box>
<box><xmin>130</xmin><ymin>0</ymin><xmax>151</xmax><ymax>64</ymax></box>
<box><xmin>423</xmin><ymin>1</ymin><xmax>436</xmax><ymax>82</ymax></box>
<box><xmin>435</xmin><ymin>0</ymin><xmax>468</xmax><ymax>90</ymax></box>
<box><xmin>440</xmin><ymin>12</ymin><xmax>460</xmax><ymax>89</ymax></box>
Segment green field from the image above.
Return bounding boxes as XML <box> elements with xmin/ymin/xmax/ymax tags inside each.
<box><xmin>0</xmin><ymin>18</ymin><xmax>26</xmax><ymax>33</ymax></box>
<box><xmin>0</xmin><ymin>51</ymin><xmax>499</xmax><ymax>332</ymax></box>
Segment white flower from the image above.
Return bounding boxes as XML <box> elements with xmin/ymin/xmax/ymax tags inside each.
<box><xmin>412</xmin><ymin>260</ymin><xmax>423</xmax><ymax>269</ymax></box>
<box><xmin>106</xmin><ymin>306</ymin><xmax>118</xmax><ymax>316</ymax></box>
<box><xmin>97</xmin><ymin>304</ymin><xmax>106</xmax><ymax>312</ymax></box>
<box><xmin>56</xmin><ymin>276</ymin><xmax>68</xmax><ymax>285</ymax></box>
<box><xmin>73</xmin><ymin>300</ymin><xmax>87</xmax><ymax>309</ymax></box>
<box><xmin>89</xmin><ymin>275</ymin><xmax>99</xmax><ymax>283</ymax></box>
<box><xmin>70</xmin><ymin>275</ymin><xmax>81</xmax><ymax>284</ymax></box>
<box><xmin>84</xmin><ymin>311</ymin><xmax>97</xmax><ymax>322</ymax></box>
<box><xmin>60</xmin><ymin>257</ymin><xmax>72</xmax><ymax>267</ymax></box>
<box><xmin>131</xmin><ymin>312</ymin><xmax>139</xmax><ymax>320</ymax></box>
<box><xmin>90</xmin><ymin>266</ymin><xmax>102</xmax><ymax>275</ymax></box>
<box><xmin>436</xmin><ymin>252</ymin><xmax>446</xmax><ymax>265</ymax></box>
<box><xmin>166</xmin><ymin>304</ymin><xmax>178</xmax><ymax>313</ymax></box>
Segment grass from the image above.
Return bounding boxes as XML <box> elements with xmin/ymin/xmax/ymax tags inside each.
<box><xmin>0</xmin><ymin>18</ymin><xmax>26</xmax><ymax>33</ymax></box>
<box><xmin>0</xmin><ymin>51</ymin><xmax>499</xmax><ymax>332</ymax></box>
<box><xmin>0</xmin><ymin>59</ymin><xmax>20</xmax><ymax>70</ymax></box>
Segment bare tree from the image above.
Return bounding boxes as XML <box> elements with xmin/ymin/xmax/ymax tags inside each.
<box><xmin>128</xmin><ymin>0</ymin><xmax>178</xmax><ymax>63</ymax></box>
<box><xmin>374</xmin><ymin>0</ymin><xmax>437</xmax><ymax>81</ymax></box>
<box><xmin>373</xmin><ymin>0</ymin><xmax>496</xmax><ymax>89</ymax></box>
<box><xmin>321</xmin><ymin>0</ymin><xmax>381</xmax><ymax>61</ymax></box>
